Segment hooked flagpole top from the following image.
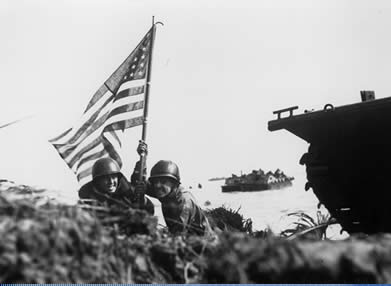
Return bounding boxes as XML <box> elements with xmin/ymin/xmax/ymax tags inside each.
<box><xmin>152</xmin><ymin>16</ymin><xmax>164</xmax><ymax>27</ymax></box>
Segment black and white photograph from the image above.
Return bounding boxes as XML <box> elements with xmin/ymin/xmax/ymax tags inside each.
<box><xmin>1</xmin><ymin>0</ymin><xmax>391</xmax><ymax>283</ymax></box>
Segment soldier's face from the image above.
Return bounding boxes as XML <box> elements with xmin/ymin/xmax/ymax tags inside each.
<box><xmin>149</xmin><ymin>177</ymin><xmax>176</xmax><ymax>199</ymax></box>
<box><xmin>94</xmin><ymin>174</ymin><xmax>119</xmax><ymax>193</ymax></box>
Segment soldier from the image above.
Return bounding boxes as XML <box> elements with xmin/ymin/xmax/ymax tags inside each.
<box><xmin>146</xmin><ymin>160</ymin><xmax>212</xmax><ymax>236</ymax></box>
<box><xmin>78</xmin><ymin>142</ymin><xmax>154</xmax><ymax>215</ymax></box>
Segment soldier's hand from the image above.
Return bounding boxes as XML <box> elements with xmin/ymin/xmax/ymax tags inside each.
<box><xmin>137</xmin><ymin>140</ymin><xmax>148</xmax><ymax>156</ymax></box>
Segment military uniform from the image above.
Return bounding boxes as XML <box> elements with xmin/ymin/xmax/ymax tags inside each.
<box><xmin>158</xmin><ymin>186</ymin><xmax>212</xmax><ymax>235</ymax></box>
<box><xmin>79</xmin><ymin>175</ymin><xmax>155</xmax><ymax>215</ymax></box>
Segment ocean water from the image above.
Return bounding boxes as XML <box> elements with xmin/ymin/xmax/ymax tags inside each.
<box><xmin>152</xmin><ymin>176</ymin><xmax>349</xmax><ymax>240</ymax></box>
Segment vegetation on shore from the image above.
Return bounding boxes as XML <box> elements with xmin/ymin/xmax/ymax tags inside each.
<box><xmin>1</xmin><ymin>180</ymin><xmax>391</xmax><ymax>283</ymax></box>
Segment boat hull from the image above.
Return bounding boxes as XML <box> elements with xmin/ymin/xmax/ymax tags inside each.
<box><xmin>268</xmin><ymin>95</ymin><xmax>391</xmax><ymax>234</ymax></box>
<box><xmin>221</xmin><ymin>181</ymin><xmax>292</xmax><ymax>192</ymax></box>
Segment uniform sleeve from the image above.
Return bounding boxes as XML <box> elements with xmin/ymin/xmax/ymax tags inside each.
<box><xmin>78</xmin><ymin>183</ymin><xmax>92</xmax><ymax>199</ymax></box>
<box><xmin>163</xmin><ymin>196</ymin><xmax>189</xmax><ymax>234</ymax></box>
<box><xmin>181</xmin><ymin>191</ymin><xmax>213</xmax><ymax>236</ymax></box>
<box><xmin>178</xmin><ymin>198</ymin><xmax>194</xmax><ymax>233</ymax></box>
<box><xmin>78</xmin><ymin>183</ymin><xmax>104</xmax><ymax>206</ymax></box>
<box><xmin>142</xmin><ymin>197</ymin><xmax>155</xmax><ymax>215</ymax></box>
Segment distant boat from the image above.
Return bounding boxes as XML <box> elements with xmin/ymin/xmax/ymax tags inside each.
<box><xmin>221</xmin><ymin>169</ymin><xmax>294</xmax><ymax>192</ymax></box>
<box><xmin>208</xmin><ymin>177</ymin><xmax>226</xmax><ymax>182</ymax></box>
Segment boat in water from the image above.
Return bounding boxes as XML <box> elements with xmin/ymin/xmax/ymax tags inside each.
<box><xmin>221</xmin><ymin>169</ymin><xmax>294</xmax><ymax>192</ymax></box>
<box><xmin>268</xmin><ymin>91</ymin><xmax>391</xmax><ymax>234</ymax></box>
<box><xmin>208</xmin><ymin>177</ymin><xmax>226</xmax><ymax>182</ymax></box>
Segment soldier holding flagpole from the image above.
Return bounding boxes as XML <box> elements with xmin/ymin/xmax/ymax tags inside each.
<box><xmin>78</xmin><ymin>145</ymin><xmax>155</xmax><ymax>214</ymax></box>
<box><xmin>133</xmin><ymin>17</ymin><xmax>161</xmax><ymax>208</ymax></box>
<box><xmin>50</xmin><ymin>19</ymin><xmax>162</xmax><ymax>213</ymax></box>
<box><xmin>50</xmin><ymin>18</ymin><xmax>212</xmax><ymax>236</ymax></box>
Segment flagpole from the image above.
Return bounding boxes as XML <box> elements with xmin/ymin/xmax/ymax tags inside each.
<box><xmin>141</xmin><ymin>17</ymin><xmax>155</xmax><ymax>142</ymax></box>
<box><xmin>137</xmin><ymin>17</ymin><xmax>163</xmax><ymax>182</ymax></box>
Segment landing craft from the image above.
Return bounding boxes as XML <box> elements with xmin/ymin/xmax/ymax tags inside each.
<box><xmin>221</xmin><ymin>168</ymin><xmax>294</xmax><ymax>192</ymax></box>
<box><xmin>268</xmin><ymin>91</ymin><xmax>391</xmax><ymax>234</ymax></box>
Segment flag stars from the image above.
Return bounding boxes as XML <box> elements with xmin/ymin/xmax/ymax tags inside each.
<box><xmin>140</xmin><ymin>63</ymin><xmax>144</xmax><ymax>68</ymax></box>
<box><xmin>131</xmin><ymin>64</ymin><xmax>136</xmax><ymax>70</ymax></box>
<box><xmin>141</xmin><ymin>55</ymin><xmax>145</xmax><ymax>59</ymax></box>
<box><xmin>133</xmin><ymin>57</ymin><xmax>138</xmax><ymax>62</ymax></box>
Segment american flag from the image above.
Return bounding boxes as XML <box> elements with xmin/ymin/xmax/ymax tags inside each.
<box><xmin>50</xmin><ymin>27</ymin><xmax>153</xmax><ymax>186</ymax></box>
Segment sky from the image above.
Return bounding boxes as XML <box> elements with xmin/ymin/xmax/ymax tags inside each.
<box><xmin>1</xmin><ymin>0</ymin><xmax>391</xmax><ymax>202</ymax></box>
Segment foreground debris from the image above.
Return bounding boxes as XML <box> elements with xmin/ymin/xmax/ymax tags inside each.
<box><xmin>206</xmin><ymin>232</ymin><xmax>391</xmax><ymax>283</ymax></box>
<box><xmin>0</xmin><ymin>182</ymin><xmax>211</xmax><ymax>283</ymax></box>
<box><xmin>1</xmin><ymin>181</ymin><xmax>391</xmax><ymax>283</ymax></box>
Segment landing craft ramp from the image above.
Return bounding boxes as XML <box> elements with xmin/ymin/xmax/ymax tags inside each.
<box><xmin>268</xmin><ymin>92</ymin><xmax>391</xmax><ymax>234</ymax></box>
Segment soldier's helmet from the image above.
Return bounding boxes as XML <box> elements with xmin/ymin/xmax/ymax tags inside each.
<box><xmin>92</xmin><ymin>158</ymin><xmax>121</xmax><ymax>180</ymax></box>
<box><xmin>150</xmin><ymin>160</ymin><xmax>181</xmax><ymax>183</ymax></box>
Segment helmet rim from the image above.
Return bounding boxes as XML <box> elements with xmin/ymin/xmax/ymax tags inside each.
<box><xmin>149</xmin><ymin>173</ymin><xmax>180</xmax><ymax>182</ymax></box>
<box><xmin>150</xmin><ymin>160</ymin><xmax>181</xmax><ymax>183</ymax></box>
<box><xmin>92</xmin><ymin>157</ymin><xmax>122</xmax><ymax>180</ymax></box>
<box><xmin>93</xmin><ymin>170</ymin><xmax>121</xmax><ymax>180</ymax></box>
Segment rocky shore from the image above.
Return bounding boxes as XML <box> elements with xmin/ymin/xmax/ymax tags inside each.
<box><xmin>1</xmin><ymin>181</ymin><xmax>391</xmax><ymax>283</ymax></box>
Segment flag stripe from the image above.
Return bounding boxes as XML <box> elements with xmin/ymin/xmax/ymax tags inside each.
<box><xmin>116</xmin><ymin>79</ymin><xmax>146</xmax><ymax>93</ymax></box>
<box><xmin>49</xmin><ymin>128</ymin><xmax>72</xmax><ymax>143</ymax></box>
<box><xmin>107</xmin><ymin>129</ymin><xmax>122</xmax><ymax>148</ymax></box>
<box><xmin>68</xmin><ymin>100</ymin><xmax>143</xmax><ymax>150</ymax></box>
<box><xmin>57</xmin><ymin>97</ymin><xmax>143</xmax><ymax>152</ymax></box>
<box><xmin>104</xmin><ymin>131</ymin><xmax>123</xmax><ymax>162</ymax></box>
<box><xmin>77</xmin><ymin>165</ymin><xmax>94</xmax><ymax>182</ymax></box>
<box><xmin>76</xmin><ymin>148</ymin><xmax>107</xmax><ymax>171</ymax></box>
<box><xmin>65</xmin><ymin>109</ymin><xmax>140</xmax><ymax>168</ymax></box>
<box><xmin>52</xmin><ymin>91</ymin><xmax>114</xmax><ymax>145</ymax></box>
<box><xmin>60</xmin><ymin>95</ymin><xmax>115</xmax><ymax>146</ymax></box>
<box><xmin>67</xmin><ymin>136</ymin><xmax>103</xmax><ymax>168</ymax></box>
<box><xmin>76</xmin><ymin>136</ymin><xmax>124</xmax><ymax>182</ymax></box>
<box><xmin>74</xmin><ymin>143</ymin><xmax>105</xmax><ymax>168</ymax></box>
<box><xmin>102</xmin><ymin>136</ymin><xmax>122</xmax><ymax>166</ymax></box>
<box><xmin>104</xmin><ymin>116</ymin><xmax>144</xmax><ymax>132</ymax></box>
<box><xmin>115</xmin><ymin>85</ymin><xmax>145</xmax><ymax>102</ymax></box>
<box><xmin>57</xmin><ymin>119</ymin><xmax>106</xmax><ymax>158</ymax></box>
<box><xmin>109</xmin><ymin>101</ymin><xmax>144</xmax><ymax>117</ymax></box>
<box><xmin>73</xmin><ymin>144</ymin><xmax>105</xmax><ymax>174</ymax></box>
<box><xmin>84</xmin><ymin>84</ymin><xmax>109</xmax><ymax>113</ymax></box>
